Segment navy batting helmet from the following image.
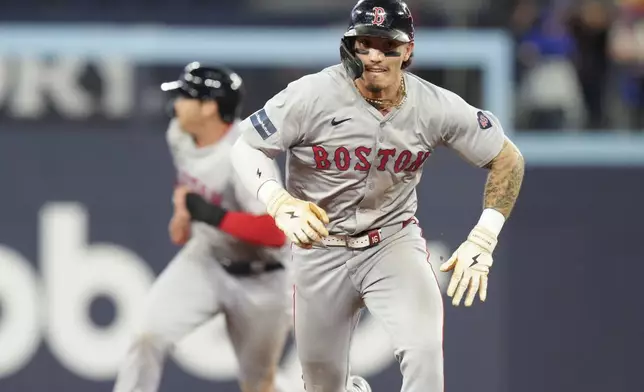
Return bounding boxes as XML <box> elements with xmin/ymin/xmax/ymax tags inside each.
<box><xmin>340</xmin><ymin>0</ymin><xmax>415</xmax><ymax>79</ymax></box>
<box><xmin>161</xmin><ymin>62</ymin><xmax>244</xmax><ymax>124</ymax></box>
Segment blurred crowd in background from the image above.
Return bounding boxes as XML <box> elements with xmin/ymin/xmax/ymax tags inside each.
<box><xmin>3</xmin><ymin>0</ymin><xmax>644</xmax><ymax>132</ymax></box>
<box><xmin>509</xmin><ymin>0</ymin><xmax>644</xmax><ymax>132</ymax></box>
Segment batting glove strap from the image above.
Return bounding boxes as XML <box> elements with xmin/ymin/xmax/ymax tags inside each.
<box><xmin>467</xmin><ymin>225</ymin><xmax>498</xmax><ymax>254</ymax></box>
<box><xmin>266</xmin><ymin>188</ymin><xmax>293</xmax><ymax>218</ymax></box>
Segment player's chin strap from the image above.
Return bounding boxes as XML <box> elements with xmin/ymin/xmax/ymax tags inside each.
<box><xmin>340</xmin><ymin>38</ymin><xmax>364</xmax><ymax>80</ymax></box>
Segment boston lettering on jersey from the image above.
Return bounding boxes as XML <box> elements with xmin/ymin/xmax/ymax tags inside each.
<box><xmin>311</xmin><ymin>146</ymin><xmax>431</xmax><ymax>172</ymax></box>
<box><xmin>177</xmin><ymin>171</ymin><xmax>223</xmax><ymax>205</ymax></box>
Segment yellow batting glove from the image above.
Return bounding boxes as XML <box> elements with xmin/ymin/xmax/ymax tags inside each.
<box><xmin>266</xmin><ymin>188</ymin><xmax>329</xmax><ymax>248</ymax></box>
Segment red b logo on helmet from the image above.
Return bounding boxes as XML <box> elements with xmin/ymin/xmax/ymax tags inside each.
<box><xmin>372</xmin><ymin>6</ymin><xmax>386</xmax><ymax>25</ymax></box>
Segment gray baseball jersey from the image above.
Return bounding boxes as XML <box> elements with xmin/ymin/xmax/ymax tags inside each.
<box><xmin>167</xmin><ymin>119</ymin><xmax>285</xmax><ymax>263</ymax></box>
<box><xmin>238</xmin><ymin>64</ymin><xmax>505</xmax><ymax>235</ymax></box>
<box><xmin>234</xmin><ymin>64</ymin><xmax>507</xmax><ymax>392</ymax></box>
<box><xmin>113</xmin><ymin>120</ymin><xmax>293</xmax><ymax>392</ymax></box>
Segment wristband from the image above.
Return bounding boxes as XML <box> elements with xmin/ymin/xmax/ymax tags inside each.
<box><xmin>258</xmin><ymin>180</ymin><xmax>291</xmax><ymax>217</ymax></box>
<box><xmin>185</xmin><ymin>193</ymin><xmax>227</xmax><ymax>227</ymax></box>
<box><xmin>476</xmin><ymin>208</ymin><xmax>505</xmax><ymax>238</ymax></box>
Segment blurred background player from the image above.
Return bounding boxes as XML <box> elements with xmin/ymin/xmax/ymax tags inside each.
<box><xmin>112</xmin><ymin>62</ymin><xmax>293</xmax><ymax>392</ymax></box>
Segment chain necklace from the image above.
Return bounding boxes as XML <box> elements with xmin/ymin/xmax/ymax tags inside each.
<box><xmin>357</xmin><ymin>74</ymin><xmax>407</xmax><ymax>111</ymax></box>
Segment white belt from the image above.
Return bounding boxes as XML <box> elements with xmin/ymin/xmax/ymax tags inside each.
<box><xmin>320</xmin><ymin>218</ymin><xmax>417</xmax><ymax>249</ymax></box>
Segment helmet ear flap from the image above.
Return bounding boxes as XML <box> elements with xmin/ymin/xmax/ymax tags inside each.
<box><xmin>165</xmin><ymin>98</ymin><xmax>176</xmax><ymax>118</ymax></box>
<box><xmin>340</xmin><ymin>37</ymin><xmax>364</xmax><ymax>80</ymax></box>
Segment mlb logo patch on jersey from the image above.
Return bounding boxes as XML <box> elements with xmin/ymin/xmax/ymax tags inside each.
<box><xmin>251</xmin><ymin>108</ymin><xmax>278</xmax><ymax>140</ymax></box>
<box><xmin>477</xmin><ymin>111</ymin><xmax>493</xmax><ymax>130</ymax></box>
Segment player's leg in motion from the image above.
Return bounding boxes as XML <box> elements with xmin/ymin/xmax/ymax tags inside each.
<box><xmin>223</xmin><ymin>268</ymin><xmax>292</xmax><ymax>392</ymax></box>
<box><xmin>112</xmin><ymin>239</ymin><xmax>222</xmax><ymax>392</ymax></box>
<box><xmin>291</xmin><ymin>245</ymin><xmax>365</xmax><ymax>392</ymax></box>
<box><xmin>356</xmin><ymin>222</ymin><xmax>444</xmax><ymax>392</ymax></box>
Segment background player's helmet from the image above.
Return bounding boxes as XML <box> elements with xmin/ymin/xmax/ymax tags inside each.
<box><xmin>340</xmin><ymin>0</ymin><xmax>415</xmax><ymax>80</ymax></box>
<box><xmin>161</xmin><ymin>62</ymin><xmax>244</xmax><ymax>124</ymax></box>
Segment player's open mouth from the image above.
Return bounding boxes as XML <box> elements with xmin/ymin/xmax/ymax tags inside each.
<box><xmin>366</xmin><ymin>68</ymin><xmax>387</xmax><ymax>73</ymax></box>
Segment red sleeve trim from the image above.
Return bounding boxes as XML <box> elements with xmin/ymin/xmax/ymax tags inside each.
<box><xmin>219</xmin><ymin>212</ymin><xmax>286</xmax><ymax>248</ymax></box>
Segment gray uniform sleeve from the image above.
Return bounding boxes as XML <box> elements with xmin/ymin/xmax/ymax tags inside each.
<box><xmin>440</xmin><ymin>91</ymin><xmax>505</xmax><ymax>167</ymax></box>
<box><xmin>237</xmin><ymin>78</ymin><xmax>309</xmax><ymax>157</ymax></box>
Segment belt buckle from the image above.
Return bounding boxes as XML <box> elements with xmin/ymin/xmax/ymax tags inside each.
<box><xmin>367</xmin><ymin>229</ymin><xmax>382</xmax><ymax>246</ymax></box>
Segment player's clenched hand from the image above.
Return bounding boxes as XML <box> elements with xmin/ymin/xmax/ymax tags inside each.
<box><xmin>266</xmin><ymin>188</ymin><xmax>329</xmax><ymax>248</ymax></box>
<box><xmin>440</xmin><ymin>226</ymin><xmax>498</xmax><ymax>307</ymax></box>
<box><xmin>169</xmin><ymin>186</ymin><xmax>192</xmax><ymax>245</ymax></box>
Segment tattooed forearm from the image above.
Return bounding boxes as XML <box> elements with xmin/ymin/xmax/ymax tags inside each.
<box><xmin>483</xmin><ymin>139</ymin><xmax>525</xmax><ymax>218</ymax></box>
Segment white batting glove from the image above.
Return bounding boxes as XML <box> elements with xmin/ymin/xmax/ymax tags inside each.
<box><xmin>265</xmin><ymin>188</ymin><xmax>329</xmax><ymax>248</ymax></box>
<box><xmin>440</xmin><ymin>226</ymin><xmax>498</xmax><ymax>307</ymax></box>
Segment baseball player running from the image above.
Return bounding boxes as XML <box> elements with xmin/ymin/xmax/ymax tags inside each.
<box><xmin>112</xmin><ymin>63</ymin><xmax>294</xmax><ymax>392</ymax></box>
<box><xmin>228</xmin><ymin>0</ymin><xmax>526</xmax><ymax>391</ymax></box>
